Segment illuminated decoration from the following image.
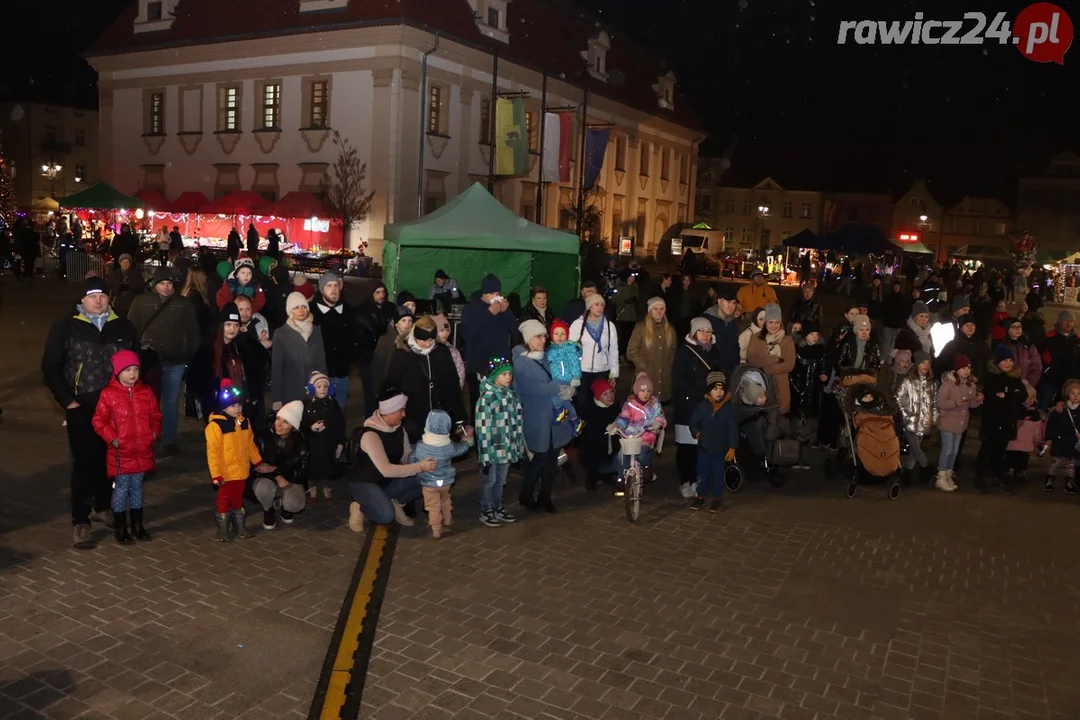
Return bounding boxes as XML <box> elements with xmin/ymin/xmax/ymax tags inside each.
<box><xmin>898</xmin><ymin>233</ymin><xmax>919</xmax><ymax>242</ymax></box>
<box><xmin>930</xmin><ymin>322</ymin><xmax>955</xmax><ymax>358</ymax></box>
<box><xmin>619</xmin><ymin>236</ymin><xmax>633</xmax><ymax>255</ymax></box>
<box><xmin>1010</xmin><ymin>230</ymin><xmax>1038</xmax><ymax>269</ymax></box>
<box><xmin>303</xmin><ymin>217</ymin><xmax>330</xmax><ymax>233</ymax></box>
<box><xmin>135</xmin><ymin>208</ymin><xmax>145</xmax><ymax>220</ymax></box>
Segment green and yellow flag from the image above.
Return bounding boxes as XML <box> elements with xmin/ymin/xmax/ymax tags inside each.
<box><xmin>495</xmin><ymin>98</ymin><xmax>529</xmax><ymax>175</ymax></box>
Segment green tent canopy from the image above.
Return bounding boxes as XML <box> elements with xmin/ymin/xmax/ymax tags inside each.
<box><xmin>383</xmin><ymin>183</ymin><xmax>580</xmax><ymax>309</ymax></box>
<box><xmin>58</xmin><ymin>181</ymin><xmax>143</xmax><ymax>210</ymax></box>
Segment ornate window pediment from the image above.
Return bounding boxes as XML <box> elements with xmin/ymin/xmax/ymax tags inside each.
<box><xmin>652</xmin><ymin>71</ymin><xmax>676</xmax><ymax>110</ymax></box>
<box><xmin>134</xmin><ymin>0</ymin><xmax>179</xmax><ymax>34</ymax></box>
<box><xmin>467</xmin><ymin>0</ymin><xmax>511</xmax><ymax>43</ymax></box>
<box><xmin>580</xmin><ymin>31</ymin><xmax>611</xmax><ymax>82</ymax></box>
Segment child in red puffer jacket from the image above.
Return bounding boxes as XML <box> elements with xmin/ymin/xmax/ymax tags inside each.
<box><xmin>92</xmin><ymin>350</ymin><xmax>162</xmax><ymax>545</ymax></box>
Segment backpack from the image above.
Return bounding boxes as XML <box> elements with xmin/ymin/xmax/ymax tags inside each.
<box><xmin>853</xmin><ymin>412</ymin><xmax>901</xmax><ymax>477</ymax></box>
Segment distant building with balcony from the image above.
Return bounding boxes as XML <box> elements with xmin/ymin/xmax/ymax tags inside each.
<box><xmin>1017</xmin><ymin>151</ymin><xmax>1080</xmax><ymax>254</ymax></box>
<box><xmin>941</xmin><ymin>197</ymin><xmax>1012</xmax><ymax>263</ymax></box>
<box><xmin>697</xmin><ymin>176</ymin><xmax>822</xmax><ymax>252</ymax></box>
<box><xmin>0</xmin><ymin>101</ymin><xmax>99</xmax><ymax>214</ymax></box>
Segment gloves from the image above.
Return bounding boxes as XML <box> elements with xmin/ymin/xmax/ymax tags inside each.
<box><xmin>725</xmin><ymin>448</ymin><xmax>736</xmax><ymax>462</ymax></box>
<box><xmin>111</xmin><ymin>438</ymin><xmax>119</xmax><ymax>448</ymax></box>
<box><xmin>570</xmin><ymin>378</ymin><xmax>581</xmax><ymax>388</ymax></box>
<box><xmin>606</xmin><ymin>423</ymin><xmax>620</xmax><ymax>434</ymax></box>
<box><xmin>211</xmin><ymin>477</ymin><xmax>224</xmax><ymax>487</ymax></box>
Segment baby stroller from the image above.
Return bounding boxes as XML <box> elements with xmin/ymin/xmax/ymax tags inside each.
<box><xmin>723</xmin><ymin>364</ymin><xmax>794</xmax><ymax>492</ymax></box>
<box><xmin>831</xmin><ymin>373</ymin><xmax>903</xmax><ymax>499</ymax></box>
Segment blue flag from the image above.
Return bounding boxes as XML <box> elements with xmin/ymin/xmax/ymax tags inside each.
<box><xmin>583</xmin><ymin>128</ymin><xmax>610</xmax><ymax>190</ymax></box>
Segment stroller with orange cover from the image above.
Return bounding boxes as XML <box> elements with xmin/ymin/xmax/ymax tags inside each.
<box><xmin>827</xmin><ymin>370</ymin><xmax>904</xmax><ymax>499</ymax></box>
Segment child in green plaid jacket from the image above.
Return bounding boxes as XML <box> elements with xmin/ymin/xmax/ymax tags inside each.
<box><xmin>475</xmin><ymin>356</ymin><xmax>527</xmax><ymax>527</ymax></box>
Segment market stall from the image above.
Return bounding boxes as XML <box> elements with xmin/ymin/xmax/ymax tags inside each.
<box><xmin>382</xmin><ymin>182</ymin><xmax>580</xmax><ymax>309</ymax></box>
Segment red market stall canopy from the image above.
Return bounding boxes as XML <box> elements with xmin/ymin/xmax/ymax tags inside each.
<box><xmin>207</xmin><ymin>190</ymin><xmax>272</xmax><ymax>216</ymax></box>
<box><xmin>270</xmin><ymin>191</ymin><xmax>331</xmax><ymax>219</ymax></box>
<box><xmin>133</xmin><ymin>188</ymin><xmax>169</xmax><ymax>210</ymax></box>
<box><xmin>171</xmin><ymin>191</ymin><xmax>212</xmax><ymax>214</ymax></box>
<box><xmin>58</xmin><ymin>181</ymin><xmax>143</xmax><ymax>210</ymax></box>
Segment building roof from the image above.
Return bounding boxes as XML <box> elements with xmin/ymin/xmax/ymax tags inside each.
<box><xmin>88</xmin><ymin>0</ymin><xmax>701</xmax><ymax>132</ymax></box>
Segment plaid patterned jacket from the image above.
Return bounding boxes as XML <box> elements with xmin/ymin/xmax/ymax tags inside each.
<box><xmin>474</xmin><ymin>376</ymin><xmax>527</xmax><ymax>466</ymax></box>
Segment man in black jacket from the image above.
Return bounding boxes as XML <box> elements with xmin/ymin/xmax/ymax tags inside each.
<box><xmin>311</xmin><ymin>271</ymin><xmax>359</xmax><ymax>412</ymax></box>
<box><xmin>461</xmin><ymin>273</ymin><xmax>517</xmax><ymax>420</ymax></box>
<box><xmin>561</xmin><ymin>279</ymin><xmax>600</xmax><ymax>324</ymax></box>
<box><xmin>41</xmin><ymin>277</ymin><xmax>138</xmax><ymax>550</ymax></box>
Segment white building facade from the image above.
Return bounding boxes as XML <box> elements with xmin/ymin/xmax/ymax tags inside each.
<box><xmin>88</xmin><ymin>2</ymin><xmax>705</xmax><ymax>256</ymax></box>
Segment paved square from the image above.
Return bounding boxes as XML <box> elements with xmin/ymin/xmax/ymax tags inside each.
<box><xmin>2</xmin><ymin>282</ymin><xmax>1079</xmax><ymax>719</ymax></box>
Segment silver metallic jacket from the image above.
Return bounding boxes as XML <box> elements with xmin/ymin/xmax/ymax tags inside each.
<box><xmin>896</xmin><ymin>372</ymin><xmax>938</xmax><ymax>436</ymax></box>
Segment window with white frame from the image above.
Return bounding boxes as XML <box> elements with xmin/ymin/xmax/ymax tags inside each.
<box><xmin>218</xmin><ymin>85</ymin><xmax>240</xmax><ymax>131</ymax></box>
<box><xmin>582</xmin><ymin>30</ymin><xmax>611</xmax><ymax>82</ymax></box>
<box><xmin>259</xmin><ymin>82</ymin><xmax>281</xmax><ymax>129</ymax></box>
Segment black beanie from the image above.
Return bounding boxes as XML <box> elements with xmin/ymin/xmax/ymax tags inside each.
<box><xmin>413</xmin><ymin>324</ymin><xmax>436</xmax><ymax>341</ymax></box>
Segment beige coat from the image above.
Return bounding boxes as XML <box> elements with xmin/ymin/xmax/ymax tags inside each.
<box><xmin>627</xmin><ymin>316</ymin><xmax>677</xmax><ymax>403</ymax></box>
<box><xmin>746</xmin><ymin>332</ymin><xmax>796</xmax><ymax>414</ymax></box>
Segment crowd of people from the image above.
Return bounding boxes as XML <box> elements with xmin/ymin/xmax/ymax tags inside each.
<box><xmin>37</xmin><ymin>246</ymin><xmax>1080</xmax><ymax>549</ymax></box>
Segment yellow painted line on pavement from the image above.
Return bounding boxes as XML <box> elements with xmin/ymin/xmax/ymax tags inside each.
<box><xmin>319</xmin><ymin>524</ymin><xmax>387</xmax><ymax>720</ymax></box>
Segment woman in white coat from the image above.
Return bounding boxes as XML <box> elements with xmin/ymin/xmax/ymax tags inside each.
<box><xmin>568</xmin><ymin>293</ymin><xmax>619</xmax><ymax>411</ymax></box>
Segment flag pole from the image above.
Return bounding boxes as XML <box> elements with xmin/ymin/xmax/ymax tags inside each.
<box><xmin>487</xmin><ymin>52</ymin><xmax>499</xmax><ymax>192</ymax></box>
<box><xmin>576</xmin><ymin>88</ymin><xmax>589</xmax><ymax>243</ymax></box>
<box><xmin>535</xmin><ymin>73</ymin><xmax>547</xmax><ymax>224</ymax></box>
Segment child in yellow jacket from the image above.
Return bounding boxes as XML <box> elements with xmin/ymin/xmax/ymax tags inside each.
<box><xmin>205</xmin><ymin>380</ymin><xmax>269</xmax><ymax>541</ymax></box>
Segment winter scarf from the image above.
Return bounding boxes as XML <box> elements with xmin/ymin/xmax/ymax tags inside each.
<box><xmin>407</xmin><ymin>334</ymin><xmax>436</xmax><ymax>356</ymax></box>
<box><xmin>905</xmin><ymin>316</ymin><xmax>933</xmax><ymax>354</ymax></box>
<box><xmin>288</xmin><ymin>315</ymin><xmax>314</xmax><ymax>341</ymax></box>
<box><xmin>684</xmin><ymin>334</ymin><xmax>713</xmax><ymax>353</ymax></box>
<box><xmin>763</xmin><ymin>328</ymin><xmax>785</xmax><ymax>357</ymax></box>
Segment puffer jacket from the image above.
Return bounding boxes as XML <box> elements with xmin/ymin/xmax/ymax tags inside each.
<box><xmin>896</xmin><ymin>369</ymin><xmax>938</xmax><ymax>436</ymax></box>
<box><xmin>204</xmin><ymin>411</ymin><xmax>263</xmax><ymax>483</ymax></box>
<box><xmin>936</xmin><ymin>371</ymin><xmax>982</xmax><ymax>434</ymax></box>
<box><xmin>980</xmin><ymin>361</ymin><xmax>1027</xmax><ymax>443</ymax></box>
<box><xmin>474</xmin><ymin>375</ymin><xmax>527</xmax><ymax>466</ymax></box>
<box><xmin>613</xmin><ymin>396</ymin><xmax>667</xmax><ymax>448</ymax></box>
<box><xmin>92</xmin><ymin>378</ymin><xmax>162</xmax><ymax>477</ymax></box>
<box><xmin>215</xmin><ymin>272</ymin><xmax>267</xmax><ymax>312</ymax></box>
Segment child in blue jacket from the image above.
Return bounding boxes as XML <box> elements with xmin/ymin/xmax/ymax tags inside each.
<box><xmin>412</xmin><ymin>410</ymin><xmax>473</xmax><ymax>538</ymax></box>
<box><xmin>547</xmin><ymin>319</ymin><xmax>584</xmax><ymax>433</ymax></box>
<box><xmin>1044</xmin><ymin>378</ymin><xmax>1080</xmax><ymax>494</ymax></box>
<box><xmin>689</xmin><ymin>371</ymin><xmax>738</xmax><ymax>512</ymax></box>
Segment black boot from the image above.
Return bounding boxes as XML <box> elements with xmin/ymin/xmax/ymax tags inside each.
<box><xmin>585</xmin><ymin>472</ymin><xmax>599</xmax><ymax>492</ymax></box>
<box><xmin>114</xmin><ymin>511</ymin><xmax>134</xmax><ymax>546</ymax></box>
<box><xmin>230</xmin><ymin>509</ymin><xmax>252</xmax><ymax>539</ymax></box>
<box><xmin>537</xmin><ymin>492</ymin><xmax>557</xmax><ymax>514</ymax></box>
<box><xmin>519</xmin><ymin>490</ymin><xmax>538</xmax><ymax>511</ymax></box>
<box><xmin>130</xmin><ymin>508</ymin><xmax>150</xmax><ymax>541</ymax></box>
<box><xmin>215</xmin><ymin>512</ymin><xmax>232</xmax><ymax>542</ymax></box>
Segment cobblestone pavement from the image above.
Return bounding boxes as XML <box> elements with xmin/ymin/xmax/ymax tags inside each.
<box><xmin>3</xmin><ymin>280</ymin><xmax>1080</xmax><ymax>720</ymax></box>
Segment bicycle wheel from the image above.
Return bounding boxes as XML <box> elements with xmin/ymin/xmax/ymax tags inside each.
<box><xmin>624</xmin><ymin>467</ymin><xmax>642</xmax><ymax>522</ymax></box>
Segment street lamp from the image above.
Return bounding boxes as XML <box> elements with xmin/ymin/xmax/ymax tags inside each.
<box><xmin>41</xmin><ymin>162</ymin><xmax>62</xmax><ymax>198</ymax></box>
<box><xmin>756</xmin><ymin>204</ymin><xmax>770</xmax><ymax>254</ymax></box>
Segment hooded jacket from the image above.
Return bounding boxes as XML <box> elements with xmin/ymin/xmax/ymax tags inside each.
<box><xmin>936</xmin><ymin>370</ymin><xmax>982</xmax><ymax>434</ymax></box>
<box><xmin>385</xmin><ymin>334</ymin><xmax>466</xmax><ymax>441</ymax></box>
<box><xmin>1045</xmin><ymin>403</ymin><xmax>1080</xmax><ymax>460</ymax></box>
<box><xmin>412</xmin><ymin>410</ymin><xmax>472</xmax><ymax>487</ymax></box>
<box><xmin>204</xmin><ymin>411</ymin><xmax>262</xmax><ymax>483</ymax></box>
<box><xmin>547</xmin><ymin>340</ymin><xmax>582</xmax><ymax>384</ymax></box>
<box><xmin>896</xmin><ymin>368</ymin><xmax>938</xmax><ymax>436</ymax></box>
<box><xmin>92</xmin><ymin>377</ymin><xmax>162</xmax><ymax>477</ymax></box>
<box><xmin>689</xmin><ymin>393</ymin><xmax>738</xmax><ymax>453</ymax></box>
<box><xmin>979</xmin><ymin>361</ymin><xmax>1027</xmax><ymax>442</ymax></box>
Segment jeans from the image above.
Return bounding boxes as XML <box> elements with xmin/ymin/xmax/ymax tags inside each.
<box><xmin>252</xmin><ymin>477</ymin><xmax>306</xmax><ymax>512</ymax></box>
<box><xmin>938</xmin><ymin>430</ymin><xmax>962</xmax><ymax>471</ymax></box>
<box><xmin>348</xmin><ymin>477</ymin><xmax>423</xmax><ymax>525</ymax></box>
<box><xmin>67</xmin><ymin>404</ymin><xmax>111</xmax><ymax>525</ymax></box>
<box><xmin>112</xmin><ymin>473</ymin><xmax>145</xmax><ymax>512</ymax></box>
<box><xmin>522</xmin><ymin>449</ymin><xmax>559</xmax><ymax>500</ymax></box>
<box><xmin>160</xmin><ymin>364</ymin><xmax>186</xmax><ymax>446</ymax></box>
<box><xmin>331</xmin><ymin>376</ymin><xmax>349</xmax><ymax>412</ymax></box>
<box><xmin>696</xmin><ymin>450</ymin><xmax>727</xmax><ymax>498</ymax></box>
<box><xmin>479</xmin><ymin>462</ymin><xmax>510</xmax><ymax>511</ymax></box>
<box><xmin>880</xmin><ymin>327</ymin><xmax>900</xmax><ymax>358</ymax></box>
<box><xmin>622</xmin><ymin>446</ymin><xmax>654</xmax><ymax>471</ymax></box>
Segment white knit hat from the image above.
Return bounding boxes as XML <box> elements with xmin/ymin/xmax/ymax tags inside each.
<box><xmin>646</xmin><ymin>296</ymin><xmax>666</xmax><ymax>312</ymax></box>
<box><xmin>518</xmin><ymin>319</ymin><xmax>547</xmax><ymax>343</ymax></box>
<box><xmin>276</xmin><ymin>400</ymin><xmax>304</xmax><ymax>430</ymax></box>
<box><xmin>286</xmin><ymin>291</ymin><xmax>308</xmax><ymax>316</ymax></box>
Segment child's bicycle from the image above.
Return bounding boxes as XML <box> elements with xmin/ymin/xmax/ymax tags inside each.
<box><xmin>607</xmin><ymin>428</ymin><xmax>665</xmax><ymax>523</ymax></box>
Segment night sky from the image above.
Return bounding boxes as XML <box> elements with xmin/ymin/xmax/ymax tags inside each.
<box><xmin>2</xmin><ymin>0</ymin><xmax>1076</xmax><ymax>203</ymax></box>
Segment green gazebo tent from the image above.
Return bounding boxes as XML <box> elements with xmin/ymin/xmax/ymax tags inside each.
<box><xmin>383</xmin><ymin>183</ymin><xmax>580</xmax><ymax>308</ymax></box>
<box><xmin>58</xmin><ymin>181</ymin><xmax>144</xmax><ymax>210</ymax></box>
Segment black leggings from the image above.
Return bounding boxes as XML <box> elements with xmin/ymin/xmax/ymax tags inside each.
<box><xmin>676</xmin><ymin>443</ymin><xmax>697</xmax><ymax>485</ymax></box>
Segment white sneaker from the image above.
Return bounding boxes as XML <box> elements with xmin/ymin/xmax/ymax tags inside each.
<box><xmin>307</xmin><ymin>487</ymin><xmax>318</xmax><ymax>499</ymax></box>
<box><xmin>322</xmin><ymin>487</ymin><xmax>333</xmax><ymax>500</ymax></box>
<box><xmin>946</xmin><ymin>470</ymin><xmax>959</xmax><ymax>491</ymax></box>
<box><xmin>679</xmin><ymin>482</ymin><xmax>696</xmax><ymax>498</ymax></box>
<box><xmin>935</xmin><ymin>471</ymin><xmax>956</xmax><ymax>492</ymax></box>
